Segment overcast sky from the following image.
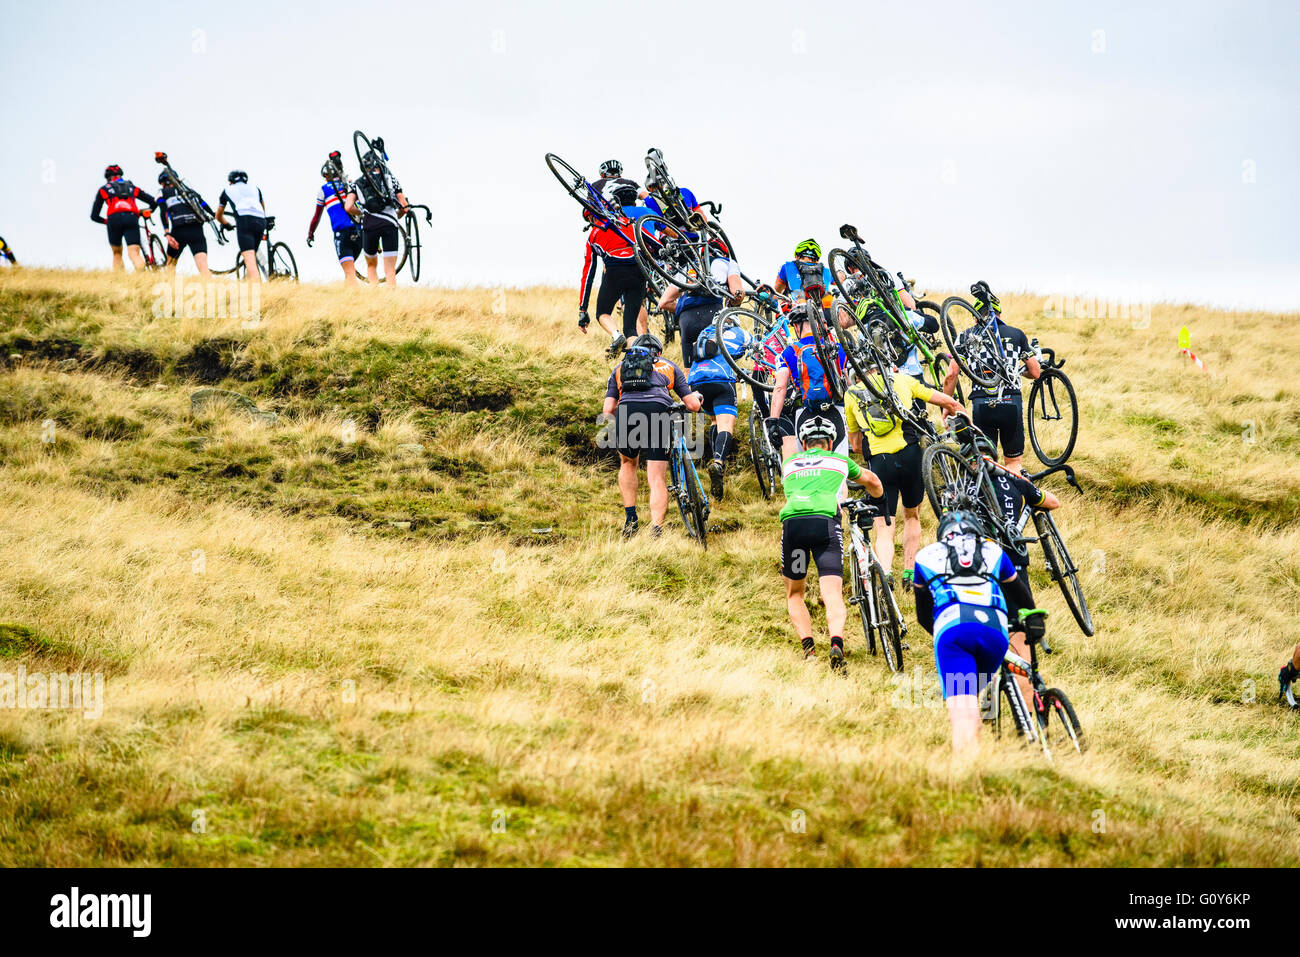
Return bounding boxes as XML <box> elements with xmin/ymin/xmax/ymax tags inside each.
<box><xmin>2</xmin><ymin>0</ymin><xmax>1296</xmax><ymax>309</ymax></box>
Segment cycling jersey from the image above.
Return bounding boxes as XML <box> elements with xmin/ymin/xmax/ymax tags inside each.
<box><xmin>780</xmin><ymin>334</ymin><xmax>846</xmax><ymax>404</ymax></box>
<box><xmin>844</xmin><ymin>371</ymin><xmax>933</xmax><ymax>456</ymax></box>
<box><xmin>675</xmin><ymin>256</ymin><xmax>739</xmax><ymax>314</ymax></box>
<box><xmin>156</xmin><ymin>186</ymin><xmax>210</xmax><ymax>229</ymax></box>
<box><xmin>958</xmin><ymin>318</ymin><xmax>1032</xmax><ymax>401</ymax></box>
<box><xmin>778</xmin><ymin>448</ymin><xmax>861</xmax><ymax>521</ymax></box>
<box><xmin>646</xmin><ymin>186</ymin><xmax>699</xmax><ymax>223</ymax></box>
<box><xmin>91</xmin><ymin>179</ymin><xmax>155</xmax><ymax>223</ymax></box>
<box><xmin>989</xmin><ymin>471</ymin><xmax>1046</xmax><ymax>543</ymax></box>
<box><xmin>579</xmin><ymin>221</ymin><xmax>638</xmax><ymax>311</ymax></box>
<box><xmin>604</xmin><ymin>356</ymin><xmax>691</xmax><ymax>409</ymax></box>
<box><xmin>592</xmin><ymin>176</ymin><xmax>641</xmax><ymax>210</ymax></box>
<box><xmin>777</xmin><ymin>260</ymin><xmax>834</xmax><ymax>298</ymax></box>
<box><xmin>350</xmin><ymin>168</ymin><xmax>403</xmax><ymax>225</ymax></box>
<box><xmin>314</xmin><ymin>180</ymin><xmax>356</xmax><ymax>232</ymax></box>
<box><xmin>219</xmin><ymin>182</ymin><xmax>265</xmax><ymax>220</ymax></box>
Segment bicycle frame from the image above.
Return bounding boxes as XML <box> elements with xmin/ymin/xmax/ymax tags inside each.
<box><xmin>667</xmin><ymin>405</ymin><xmax>710</xmax><ymax>544</ymax></box>
<box><xmin>846</xmin><ymin>517</ymin><xmax>906</xmax><ymax>643</ymax></box>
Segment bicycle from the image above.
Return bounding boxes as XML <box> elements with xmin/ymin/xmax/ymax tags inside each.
<box><xmin>233</xmin><ymin>216</ymin><xmax>298</xmax><ymax>281</ymax></box>
<box><xmin>1026</xmin><ymin>342</ymin><xmax>1080</xmax><ymax>467</ymax></box>
<box><xmin>746</xmin><ymin>395</ymin><xmax>781</xmax><ymax>499</ymax></box>
<box><xmin>939</xmin><ymin>286</ymin><xmax>1020</xmax><ymax>397</ymax></box>
<box><xmin>153</xmin><ymin>151</ymin><xmax>230</xmax><ymax>252</ymax></box>
<box><xmin>138</xmin><ymin>212</ymin><xmax>168</xmax><ymax>270</ymax></box>
<box><xmin>843</xmin><ymin>498</ymin><xmax>906</xmax><ymax>672</ymax></box>
<box><xmin>667</xmin><ymin>403</ymin><xmax>710</xmax><ymax>548</ymax></box>
<box><xmin>633</xmin><ymin>150</ymin><xmax>736</xmax><ymax>298</ymax></box>
<box><xmin>353</xmin><ymin>130</ymin><xmax>433</xmax><ymax>281</ymax></box>
<box><xmin>984</xmin><ymin>615</ymin><xmax>1086</xmax><ymax>759</ymax></box>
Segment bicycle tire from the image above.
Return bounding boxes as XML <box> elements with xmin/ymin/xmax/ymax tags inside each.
<box><xmin>940</xmin><ymin>297</ymin><xmax>1000</xmax><ymax>388</ymax></box>
<box><xmin>1041</xmin><ymin>688</ymin><xmax>1086</xmax><ymax>753</ymax></box>
<box><xmin>635</xmin><ymin>215</ymin><xmax>705</xmax><ymax>293</ymax></box>
<box><xmin>997</xmin><ymin>673</ymin><xmax>1034</xmax><ymax>739</ymax></box>
<box><xmin>680</xmin><ymin>454</ymin><xmax>709</xmax><ymax>549</ymax></box>
<box><xmin>827</xmin><ymin>248</ymin><xmax>864</xmax><ymax>307</ymax></box>
<box><xmin>353</xmin><ymin>130</ymin><xmax>391</xmax><ymax>208</ymax></box>
<box><xmin>405</xmin><ymin>212</ymin><xmax>422</xmax><ymax>281</ymax></box>
<box><xmin>921</xmin><ymin>442</ymin><xmax>978</xmax><ymax>516</ymax></box>
<box><xmin>544</xmin><ymin>152</ymin><xmax>612</xmax><ymax>220</ymax></box>
<box><xmin>148</xmin><ymin>234</ymin><xmax>167</xmax><ymax>270</ymax></box>
<box><xmin>870</xmin><ymin>559</ymin><xmax>904</xmax><ymax>672</ymax></box>
<box><xmin>717</xmin><ymin>308</ymin><xmax>781</xmax><ymax>392</ymax></box>
<box><xmin>748</xmin><ymin>405</ymin><xmax>776</xmax><ymax>499</ymax></box>
<box><xmin>807</xmin><ymin>307</ymin><xmax>845</xmax><ymax>404</ymax></box>
<box><xmin>270</xmin><ymin>242</ymin><xmax>298</xmax><ymax>282</ymax></box>
<box><xmin>1027</xmin><ymin>367</ymin><xmax>1079</xmax><ymax>467</ymax></box>
<box><xmin>850</xmin><ymin>548</ymin><xmax>874</xmax><ymax>656</ymax></box>
<box><xmin>1034</xmin><ymin>511</ymin><xmax>1095</xmax><ymax>636</ymax></box>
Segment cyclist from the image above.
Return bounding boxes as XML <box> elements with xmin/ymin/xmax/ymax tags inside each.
<box><xmin>347</xmin><ymin>144</ymin><xmax>410</xmax><ymax>287</ymax></box>
<box><xmin>687</xmin><ymin>320</ymin><xmax>754</xmax><ymax>501</ymax></box>
<box><xmin>844</xmin><ymin>356</ymin><xmax>963</xmax><ymax>591</ymax></box>
<box><xmin>579</xmin><ymin>208</ymin><xmax>646</xmax><ymax>356</ymax></box>
<box><xmin>779</xmin><ymin>413</ymin><xmax>883</xmax><ymax>670</ymax></box>
<box><xmin>215</xmin><ymin>170</ymin><xmax>267</xmax><ymax>282</ymax></box>
<box><xmin>0</xmin><ymin>235</ymin><xmax>15</xmax><ymax>265</ymax></box>
<box><xmin>913</xmin><ymin>508</ymin><xmax>1040</xmax><ymax>753</ymax></box>
<box><xmin>773</xmin><ymin>239</ymin><xmax>834</xmax><ymax>302</ymax></box>
<box><xmin>656</xmin><ymin>245</ymin><xmax>744</xmax><ymax>368</ymax></box>
<box><xmin>308</xmin><ymin>158</ymin><xmax>362</xmax><ymax>287</ymax></box>
<box><xmin>943</xmin><ymin>282</ymin><xmax>1041</xmax><ymax>472</ymax></box>
<box><xmin>769</xmin><ymin>302</ymin><xmax>848</xmax><ymax>459</ymax></box>
<box><xmin>600</xmin><ymin>333</ymin><xmax>702</xmax><ymax>538</ymax></box>
<box><xmin>1278</xmin><ymin>645</ymin><xmax>1300</xmax><ymax>706</ymax></box>
<box><xmin>155</xmin><ymin>170</ymin><xmax>212</xmax><ymax>278</ymax></box>
<box><xmin>592</xmin><ymin>159</ymin><xmax>643</xmax><ymax>215</ymax></box>
<box><xmin>90</xmin><ymin>165</ymin><xmax>157</xmax><ymax>272</ymax></box>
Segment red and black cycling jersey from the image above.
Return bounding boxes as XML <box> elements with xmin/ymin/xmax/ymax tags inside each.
<box><xmin>91</xmin><ymin>179</ymin><xmax>156</xmax><ymax>223</ymax></box>
<box><xmin>579</xmin><ymin>221</ymin><xmax>638</xmax><ymax>311</ymax></box>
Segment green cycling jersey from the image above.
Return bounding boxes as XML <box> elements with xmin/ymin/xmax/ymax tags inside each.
<box><xmin>778</xmin><ymin>449</ymin><xmax>861</xmax><ymax>521</ymax></box>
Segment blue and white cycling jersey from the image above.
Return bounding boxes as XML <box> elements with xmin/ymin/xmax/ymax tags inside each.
<box><xmin>316</xmin><ymin>181</ymin><xmax>355</xmax><ymax>232</ymax></box>
<box><xmin>777</xmin><ymin>260</ymin><xmax>834</xmax><ymax>298</ymax></box>
<box><xmin>646</xmin><ymin>187</ymin><xmax>699</xmax><ymax>220</ymax></box>
<box><xmin>914</xmin><ymin>538</ymin><xmax>1018</xmax><ymax>639</ymax></box>
<box><xmin>688</xmin><ymin>322</ymin><xmax>753</xmax><ymax>386</ymax></box>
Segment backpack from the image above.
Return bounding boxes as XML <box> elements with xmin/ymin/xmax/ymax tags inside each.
<box><xmin>105</xmin><ymin>179</ymin><xmax>133</xmax><ymax>199</ymax></box>
<box><xmin>795</xmin><ymin>341</ymin><xmax>834</xmax><ymax>403</ymax></box>
<box><xmin>850</xmin><ymin>386</ymin><xmax>897</xmax><ymax>438</ymax></box>
<box><xmin>617</xmin><ymin>347</ymin><xmax>657</xmax><ymax>392</ymax></box>
<box><xmin>794</xmin><ymin>260</ymin><xmax>826</xmax><ymax>296</ymax></box>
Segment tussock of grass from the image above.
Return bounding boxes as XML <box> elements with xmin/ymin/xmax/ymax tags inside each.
<box><xmin>0</xmin><ymin>268</ymin><xmax>1297</xmax><ymax>866</ymax></box>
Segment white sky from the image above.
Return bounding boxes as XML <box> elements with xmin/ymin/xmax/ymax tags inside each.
<box><xmin>1</xmin><ymin>0</ymin><xmax>1296</xmax><ymax>310</ymax></box>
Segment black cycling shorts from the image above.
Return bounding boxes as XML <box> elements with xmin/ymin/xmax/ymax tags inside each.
<box><xmin>363</xmin><ymin>222</ymin><xmax>400</xmax><ymax>257</ymax></box>
<box><xmin>596</xmin><ymin>262</ymin><xmax>645</xmax><ymax>337</ymax></box>
<box><xmin>236</xmin><ymin>216</ymin><xmax>265</xmax><ymax>253</ymax></box>
<box><xmin>695</xmin><ymin>380</ymin><xmax>738</xmax><ymax>419</ymax></box>
<box><xmin>614</xmin><ymin>400</ymin><xmax>672</xmax><ymax>463</ymax></box>
<box><xmin>868</xmin><ymin>442</ymin><xmax>924</xmax><ymax>516</ymax></box>
<box><xmin>973</xmin><ymin>398</ymin><xmax>1025</xmax><ymax>459</ymax></box>
<box><xmin>334</xmin><ymin>226</ymin><xmax>363</xmax><ymax>263</ymax></box>
<box><xmin>106</xmin><ymin>212</ymin><xmax>141</xmax><ymax>248</ymax></box>
<box><xmin>781</xmin><ymin>515</ymin><xmax>844</xmax><ymax>581</ymax></box>
<box><xmin>678</xmin><ymin>301</ymin><xmax>723</xmax><ymax>369</ymax></box>
<box><xmin>166</xmin><ymin>223</ymin><xmax>207</xmax><ymax>258</ymax></box>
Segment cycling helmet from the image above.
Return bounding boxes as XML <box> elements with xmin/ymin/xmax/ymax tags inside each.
<box><xmin>787</xmin><ymin>301</ymin><xmax>814</xmax><ymax>327</ymax></box>
<box><xmin>104</xmin><ymin>164</ymin><xmax>123</xmax><ymax>179</ymax></box>
<box><xmin>936</xmin><ymin>508</ymin><xmax>988</xmax><ymax>575</ymax></box>
<box><xmin>361</xmin><ymin>151</ymin><xmax>383</xmax><ymax>172</ymax></box>
<box><xmin>632</xmin><ymin>333</ymin><xmax>664</xmax><ymax>356</ymax></box>
<box><xmin>157</xmin><ymin>170</ymin><xmax>173</xmax><ymax>186</ymax></box>
<box><xmin>599</xmin><ymin>159</ymin><xmax>623</xmax><ymax>178</ymax></box>
<box><xmin>794</xmin><ymin>238</ymin><xmax>821</xmax><ymax>260</ymax></box>
<box><xmin>971</xmin><ymin>280</ymin><xmax>1001</xmax><ymax>317</ymax></box>
<box><xmin>797</xmin><ymin>413</ymin><xmax>837</xmax><ymax>446</ymax></box>
<box><xmin>937</xmin><ymin>508</ymin><xmax>986</xmax><ymax>543</ymax></box>
<box><xmin>973</xmin><ymin>434</ymin><xmax>997</xmax><ymax>458</ymax></box>
<box><xmin>611</xmin><ymin>184</ymin><xmax>639</xmax><ymax>207</ymax></box>
<box><xmin>321</xmin><ymin>162</ymin><xmax>338</xmax><ymax>179</ymax></box>
<box><xmin>228</xmin><ymin>170</ymin><xmax>248</xmax><ymax>184</ymax></box>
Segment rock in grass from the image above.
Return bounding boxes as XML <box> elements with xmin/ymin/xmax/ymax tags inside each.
<box><xmin>190</xmin><ymin>388</ymin><xmax>279</xmax><ymax>425</ymax></box>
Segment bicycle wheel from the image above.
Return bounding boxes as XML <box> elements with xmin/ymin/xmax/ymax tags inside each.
<box><xmin>353</xmin><ymin>130</ymin><xmax>390</xmax><ymax>206</ymax></box>
<box><xmin>148</xmin><ymin>234</ymin><xmax>167</xmax><ymax>270</ymax></box>
<box><xmin>807</xmin><ymin>309</ymin><xmax>845</xmax><ymax>404</ymax></box>
<box><xmin>748</xmin><ymin>405</ymin><xmax>777</xmax><ymax>499</ymax></box>
<box><xmin>404</xmin><ymin>212</ymin><xmax>422</xmax><ymax>281</ymax></box>
<box><xmin>269</xmin><ymin>242</ymin><xmax>298</xmax><ymax>282</ymax></box>
<box><xmin>544</xmin><ymin>152</ymin><xmax>610</xmax><ymax>220</ymax></box>
<box><xmin>940</xmin><ymin>297</ymin><xmax>999</xmax><ymax>388</ymax></box>
<box><xmin>1027</xmin><ymin>367</ymin><xmax>1079</xmax><ymax>467</ymax></box>
<box><xmin>870</xmin><ymin>559</ymin><xmax>904</xmax><ymax>672</ymax></box>
<box><xmin>827</xmin><ymin>248</ymin><xmax>866</xmax><ymax>306</ymax></box>
<box><xmin>635</xmin><ymin>215</ymin><xmax>705</xmax><ymax>292</ymax></box>
<box><xmin>1040</xmin><ymin>688</ymin><xmax>1086</xmax><ymax>753</ymax></box>
<box><xmin>1034</xmin><ymin>511</ymin><xmax>1094</xmax><ymax>636</ymax></box>
<box><xmin>717</xmin><ymin>308</ymin><xmax>781</xmax><ymax>392</ymax></box>
<box><xmin>677</xmin><ymin>454</ymin><xmax>709</xmax><ymax>549</ymax></box>
<box><xmin>996</xmin><ymin>673</ymin><xmax>1034</xmax><ymax>739</ymax></box>
<box><xmin>922</xmin><ymin>442</ymin><xmax>978</xmax><ymax>516</ymax></box>
<box><xmin>850</xmin><ymin>548</ymin><xmax>874</xmax><ymax>655</ymax></box>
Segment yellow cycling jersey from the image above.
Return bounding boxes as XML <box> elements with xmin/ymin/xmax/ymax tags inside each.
<box><xmin>844</xmin><ymin>371</ymin><xmax>934</xmax><ymax>456</ymax></box>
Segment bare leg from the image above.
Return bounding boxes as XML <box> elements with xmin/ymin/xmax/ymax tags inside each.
<box><xmin>646</xmin><ymin>459</ymin><xmax>669</xmax><ymax>526</ymax></box>
<box><xmin>111</xmin><ymin>246</ymin><xmax>125</xmax><ymax>271</ymax></box>
<box><xmin>127</xmin><ymin>244</ymin><xmax>145</xmax><ymax>271</ymax></box>
<box><xmin>901</xmin><ymin>505</ymin><xmax>922</xmax><ymax>572</ymax></box>
<box><xmin>874</xmin><ymin>514</ymin><xmax>897</xmax><ymax>574</ymax></box>
<box><xmin>617</xmin><ymin>454</ymin><xmax>639</xmax><ymax>507</ymax></box>
<box><xmin>947</xmin><ymin>695</ymin><xmax>982</xmax><ymax>753</ymax></box>
<box><xmin>786</xmin><ymin>576</ymin><xmax>813</xmax><ymax>639</ymax></box>
<box><xmin>820</xmin><ymin>574</ymin><xmax>846</xmax><ymax>637</ymax></box>
<box><xmin>241</xmin><ymin>249</ymin><xmax>261</xmax><ymax>282</ymax></box>
<box><xmin>383</xmin><ymin>253</ymin><xmax>398</xmax><ymax>286</ymax></box>
<box><xmin>365</xmin><ymin>254</ymin><xmax>379</xmax><ymax>285</ymax></box>
<box><xmin>194</xmin><ymin>251</ymin><xmax>210</xmax><ymax>279</ymax></box>
<box><xmin>341</xmin><ymin>259</ymin><xmax>358</xmax><ymax>288</ymax></box>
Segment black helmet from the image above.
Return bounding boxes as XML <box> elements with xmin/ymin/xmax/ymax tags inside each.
<box><xmin>632</xmin><ymin>333</ymin><xmax>663</xmax><ymax>356</ymax></box>
<box><xmin>228</xmin><ymin>170</ymin><xmax>248</xmax><ymax>184</ymax></box>
<box><xmin>104</xmin><ymin>164</ymin><xmax>123</xmax><ymax>179</ymax></box>
<box><xmin>599</xmin><ymin>159</ymin><xmax>622</xmax><ymax>178</ymax></box>
<box><xmin>361</xmin><ymin>151</ymin><xmax>382</xmax><ymax>172</ymax></box>
<box><xmin>321</xmin><ymin>162</ymin><xmax>339</xmax><ymax>179</ymax></box>
<box><xmin>936</xmin><ymin>508</ymin><xmax>988</xmax><ymax>575</ymax></box>
<box><xmin>611</xmin><ymin>184</ymin><xmax>639</xmax><ymax>207</ymax></box>
<box><xmin>971</xmin><ymin>280</ymin><xmax>1000</xmax><ymax>317</ymax></box>
<box><xmin>157</xmin><ymin>170</ymin><xmax>173</xmax><ymax>186</ymax></box>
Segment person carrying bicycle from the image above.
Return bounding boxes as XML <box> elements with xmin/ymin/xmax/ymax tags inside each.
<box><xmin>780</xmin><ymin>413</ymin><xmax>883</xmax><ymax>671</ymax></box>
<box><xmin>215</xmin><ymin>170</ymin><xmax>267</xmax><ymax>282</ymax></box>
<box><xmin>943</xmin><ymin>281</ymin><xmax>1041</xmax><ymax>472</ymax></box>
<box><xmin>656</xmin><ymin>246</ymin><xmax>745</xmax><ymax>368</ymax></box>
<box><xmin>774</xmin><ymin>239</ymin><xmax>835</xmax><ymax>302</ymax></box>
<box><xmin>844</xmin><ymin>355</ymin><xmax>963</xmax><ymax>592</ymax></box>
<box><xmin>0</xmin><ymin>235</ymin><xmax>16</xmax><ymax>265</ymax></box>
<box><xmin>600</xmin><ymin>333</ymin><xmax>702</xmax><ymax>539</ymax></box>
<box><xmin>913</xmin><ymin>508</ymin><xmax>1042</xmax><ymax>753</ymax></box>
<box><xmin>579</xmin><ymin>208</ymin><xmax>647</xmax><ymax>356</ymax></box>
<box><xmin>308</xmin><ymin>156</ymin><xmax>363</xmax><ymax>288</ymax></box>
<box><xmin>347</xmin><ymin>144</ymin><xmax>410</xmax><ymax>287</ymax></box>
<box><xmin>768</xmin><ymin>302</ymin><xmax>848</xmax><ymax>459</ymax></box>
<box><xmin>155</xmin><ymin>170</ymin><xmax>212</xmax><ymax>278</ymax></box>
<box><xmin>90</xmin><ymin>165</ymin><xmax>157</xmax><ymax>272</ymax></box>
<box><xmin>686</xmin><ymin>320</ymin><xmax>754</xmax><ymax>502</ymax></box>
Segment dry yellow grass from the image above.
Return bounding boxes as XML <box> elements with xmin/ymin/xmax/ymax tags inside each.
<box><xmin>0</xmin><ymin>268</ymin><xmax>1296</xmax><ymax>865</ymax></box>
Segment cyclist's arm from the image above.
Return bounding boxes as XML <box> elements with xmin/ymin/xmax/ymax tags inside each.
<box><xmin>942</xmin><ymin>357</ymin><xmax>960</xmax><ymax>396</ymax></box>
<box><xmin>579</xmin><ymin>238</ymin><xmax>598</xmax><ymax>312</ymax></box>
<box><xmin>1024</xmin><ymin>354</ymin><xmax>1042</xmax><ymax>379</ymax></box>
<box><xmin>1037</xmin><ymin>490</ymin><xmax>1061</xmax><ymax>510</ymax></box>
<box><xmin>1001</xmin><ymin>569</ymin><xmax>1033</xmax><ymax>612</ymax></box>
<box><xmin>671</xmin><ymin>364</ymin><xmax>703</xmax><ymax>412</ymax></box>
<box><xmin>899</xmin><ymin>288</ymin><xmax>916</xmax><ymax>310</ymax></box>
<box><xmin>770</xmin><ymin>365</ymin><xmax>792</xmax><ymax>419</ymax></box>
<box><xmin>726</xmin><ymin>270</ymin><xmax>743</xmax><ymax>305</ymax></box>
<box><xmin>395</xmin><ymin>190</ymin><xmax>408</xmax><ymax>215</ymax></box>
<box><xmin>658</xmin><ymin>285</ymin><xmax>681</xmax><ymax>313</ymax></box>
<box><xmin>852</xmin><ymin>461</ymin><xmax>884</xmax><ymax>499</ymax></box>
<box><xmin>136</xmin><ymin>188</ymin><xmax>158</xmax><ymax>210</ymax></box>
<box><xmin>918</xmin><ymin>379</ymin><xmax>962</xmax><ymax>416</ymax></box>
<box><xmin>91</xmin><ymin>191</ymin><xmax>107</xmax><ymax>224</ymax></box>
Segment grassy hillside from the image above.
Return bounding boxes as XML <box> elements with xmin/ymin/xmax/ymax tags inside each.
<box><xmin>0</xmin><ymin>268</ymin><xmax>1297</xmax><ymax>866</ymax></box>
